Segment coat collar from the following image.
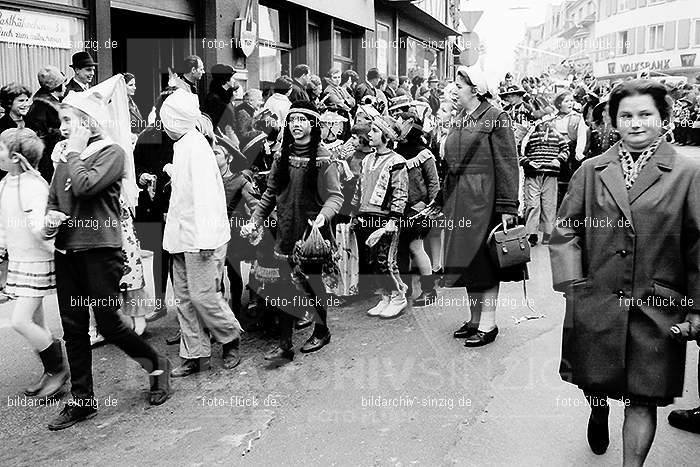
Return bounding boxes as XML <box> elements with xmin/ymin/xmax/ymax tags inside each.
<box><xmin>459</xmin><ymin>100</ymin><xmax>492</xmax><ymax>124</ymax></box>
<box><xmin>594</xmin><ymin>140</ymin><xmax>676</xmax><ymax>231</ymax></box>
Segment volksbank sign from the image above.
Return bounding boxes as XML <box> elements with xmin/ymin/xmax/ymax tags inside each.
<box><xmin>618</xmin><ymin>59</ymin><xmax>671</xmax><ymax>73</ymax></box>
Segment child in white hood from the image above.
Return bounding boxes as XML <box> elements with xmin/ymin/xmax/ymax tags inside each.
<box><xmin>160</xmin><ymin>89</ymin><xmax>242</xmax><ymax>377</ymax></box>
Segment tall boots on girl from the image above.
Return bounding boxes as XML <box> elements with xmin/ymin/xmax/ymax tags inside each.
<box><xmin>25</xmin><ymin>339</ymin><xmax>69</xmax><ymax>398</ymax></box>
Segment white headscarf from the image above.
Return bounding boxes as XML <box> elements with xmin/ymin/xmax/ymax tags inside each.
<box><xmin>63</xmin><ymin>74</ymin><xmax>140</xmax><ymax>211</ymax></box>
<box><xmin>160</xmin><ymin>89</ymin><xmax>201</xmax><ymax>139</ymax></box>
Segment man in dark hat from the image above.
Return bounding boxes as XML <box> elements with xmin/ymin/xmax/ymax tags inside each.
<box><xmin>64</xmin><ymin>51</ymin><xmax>97</xmax><ymax>97</ymax></box>
<box><xmin>500</xmin><ymin>85</ymin><xmax>534</xmax><ymax>149</ymax></box>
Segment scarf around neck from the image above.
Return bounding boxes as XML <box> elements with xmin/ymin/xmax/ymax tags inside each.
<box><xmin>618</xmin><ymin>137</ymin><xmax>663</xmax><ymax>190</ymax></box>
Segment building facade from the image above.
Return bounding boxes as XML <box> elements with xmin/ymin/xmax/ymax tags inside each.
<box><xmin>515</xmin><ymin>0</ymin><xmax>598</xmax><ymax>80</ymax></box>
<box><xmin>0</xmin><ymin>0</ymin><xmax>458</xmax><ymax>114</ymax></box>
<box><xmin>594</xmin><ymin>0</ymin><xmax>700</xmax><ymax>82</ymax></box>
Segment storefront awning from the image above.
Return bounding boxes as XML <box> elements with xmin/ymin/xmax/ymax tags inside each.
<box><xmin>285</xmin><ymin>0</ymin><xmax>375</xmax><ymax>30</ymax></box>
<box><xmin>385</xmin><ymin>0</ymin><xmax>459</xmax><ymax>37</ymax></box>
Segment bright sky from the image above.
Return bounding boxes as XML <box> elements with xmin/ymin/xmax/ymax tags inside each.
<box><xmin>461</xmin><ymin>0</ymin><xmax>559</xmax><ymax>84</ymax></box>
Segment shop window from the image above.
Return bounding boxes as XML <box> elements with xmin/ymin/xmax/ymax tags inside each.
<box><xmin>333</xmin><ymin>28</ymin><xmax>353</xmax><ymax>71</ymax></box>
<box><xmin>647</xmin><ymin>24</ymin><xmax>664</xmax><ymax>51</ymax></box>
<box><xmin>404</xmin><ymin>36</ymin><xmax>437</xmax><ymax>79</ymax></box>
<box><xmin>259</xmin><ymin>4</ymin><xmax>291</xmax><ymax>85</ymax></box>
<box><xmin>695</xmin><ymin>19</ymin><xmax>700</xmax><ymax>46</ymax></box>
<box><xmin>0</xmin><ymin>12</ymin><xmax>85</xmax><ymax>87</ymax></box>
<box><xmin>376</xmin><ymin>22</ymin><xmax>390</xmax><ymax>76</ymax></box>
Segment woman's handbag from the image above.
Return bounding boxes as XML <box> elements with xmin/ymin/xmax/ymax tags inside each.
<box><xmin>487</xmin><ymin>224</ymin><xmax>531</xmax><ymax>269</ymax></box>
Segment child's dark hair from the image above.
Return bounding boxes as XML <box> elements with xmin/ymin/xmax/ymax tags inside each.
<box><xmin>351</xmin><ymin>122</ymin><xmax>371</xmax><ymax>146</ymax></box>
<box><xmin>0</xmin><ymin>128</ymin><xmax>45</xmax><ymax>168</ymax></box>
<box><xmin>278</xmin><ymin>100</ymin><xmax>322</xmax><ymax>192</ymax></box>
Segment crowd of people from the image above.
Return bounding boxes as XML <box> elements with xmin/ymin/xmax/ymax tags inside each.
<box><xmin>0</xmin><ymin>49</ymin><xmax>699</xmax><ymax>466</ymax></box>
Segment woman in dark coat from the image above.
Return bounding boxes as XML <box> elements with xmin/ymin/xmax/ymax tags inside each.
<box><xmin>202</xmin><ymin>64</ymin><xmax>239</xmax><ymax>141</ymax></box>
<box><xmin>550</xmin><ymin>79</ymin><xmax>700</xmax><ymax>465</ymax></box>
<box><xmin>442</xmin><ymin>66</ymin><xmax>521</xmax><ymax>347</ymax></box>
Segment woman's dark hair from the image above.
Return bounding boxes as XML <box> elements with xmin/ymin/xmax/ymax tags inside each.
<box><xmin>0</xmin><ymin>83</ymin><xmax>32</xmax><ymax>112</ymax></box>
<box><xmin>277</xmin><ymin>100</ymin><xmax>322</xmax><ymax>194</ymax></box>
<box><xmin>340</xmin><ymin>70</ymin><xmax>359</xmax><ymax>86</ymax></box>
<box><xmin>122</xmin><ymin>72</ymin><xmax>135</xmax><ymax>84</ymax></box>
<box><xmin>351</xmin><ymin>122</ymin><xmax>371</xmax><ymax>146</ymax></box>
<box><xmin>608</xmin><ymin>79</ymin><xmax>673</xmax><ymax>129</ymax></box>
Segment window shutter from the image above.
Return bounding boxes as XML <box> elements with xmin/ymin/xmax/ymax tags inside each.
<box><xmin>637</xmin><ymin>0</ymin><xmax>647</xmax><ymax>7</ymax></box>
<box><xmin>664</xmin><ymin>21</ymin><xmax>676</xmax><ymax>50</ymax></box>
<box><xmin>627</xmin><ymin>28</ymin><xmax>636</xmax><ymax>54</ymax></box>
<box><xmin>678</xmin><ymin>19</ymin><xmax>690</xmax><ymax>49</ymax></box>
<box><xmin>599</xmin><ymin>0</ymin><xmax>608</xmax><ymax>19</ymax></box>
<box><xmin>637</xmin><ymin>26</ymin><xmax>646</xmax><ymax>53</ymax></box>
<box><xmin>611</xmin><ymin>0</ymin><xmax>618</xmax><ymax>15</ymax></box>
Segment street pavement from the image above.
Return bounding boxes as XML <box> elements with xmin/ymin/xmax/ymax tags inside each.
<box><xmin>1</xmin><ymin>144</ymin><xmax>700</xmax><ymax>466</ymax></box>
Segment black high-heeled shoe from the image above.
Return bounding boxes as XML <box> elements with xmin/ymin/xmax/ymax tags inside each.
<box><xmin>463</xmin><ymin>327</ymin><xmax>498</xmax><ymax>347</ymax></box>
<box><xmin>453</xmin><ymin>322</ymin><xmax>479</xmax><ymax>339</ymax></box>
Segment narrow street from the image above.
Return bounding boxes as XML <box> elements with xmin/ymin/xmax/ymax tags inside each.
<box><xmin>2</xmin><ymin>145</ymin><xmax>699</xmax><ymax>466</ymax></box>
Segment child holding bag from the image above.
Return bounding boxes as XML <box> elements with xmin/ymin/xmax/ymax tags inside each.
<box><xmin>0</xmin><ymin>128</ymin><xmax>68</xmax><ymax>399</ymax></box>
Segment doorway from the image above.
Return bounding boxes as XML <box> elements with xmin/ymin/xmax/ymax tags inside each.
<box><xmin>111</xmin><ymin>8</ymin><xmax>195</xmax><ymax>117</ymax></box>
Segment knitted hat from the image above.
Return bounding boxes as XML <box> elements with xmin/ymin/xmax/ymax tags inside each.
<box><xmin>37</xmin><ymin>66</ymin><xmax>66</xmax><ymax>91</ymax></box>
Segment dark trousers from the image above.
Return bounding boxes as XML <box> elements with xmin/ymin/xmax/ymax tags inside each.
<box><xmin>55</xmin><ymin>248</ymin><xmax>162</xmax><ymax>402</ymax></box>
<box><xmin>264</xmin><ymin>261</ymin><xmax>328</xmax><ymax>344</ymax></box>
<box><xmin>225</xmin><ymin>258</ymin><xmax>244</xmax><ymax>316</ymax></box>
<box><xmin>134</xmin><ymin>221</ymin><xmax>171</xmax><ymax>305</ymax></box>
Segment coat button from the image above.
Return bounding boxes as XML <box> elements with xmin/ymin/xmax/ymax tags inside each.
<box><xmin>615</xmin><ymin>289</ymin><xmax>625</xmax><ymax>297</ymax></box>
<box><xmin>618</xmin><ymin>249</ymin><xmax>629</xmax><ymax>257</ymax></box>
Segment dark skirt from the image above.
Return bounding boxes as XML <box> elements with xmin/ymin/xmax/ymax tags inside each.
<box><xmin>583</xmin><ymin>389</ymin><xmax>673</xmax><ymax>408</ymax></box>
<box><xmin>444</xmin><ymin>213</ymin><xmax>527</xmax><ymax>291</ymax></box>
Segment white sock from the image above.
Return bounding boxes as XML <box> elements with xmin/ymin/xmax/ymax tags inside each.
<box><xmin>478</xmin><ymin>310</ymin><xmax>496</xmax><ymax>332</ymax></box>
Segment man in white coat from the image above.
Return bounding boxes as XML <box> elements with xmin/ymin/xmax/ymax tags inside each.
<box><xmin>160</xmin><ymin>89</ymin><xmax>242</xmax><ymax>377</ymax></box>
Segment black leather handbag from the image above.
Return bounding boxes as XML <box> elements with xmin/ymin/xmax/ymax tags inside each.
<box><xmin>487</xmin><ymin>224</ymin><xmax>531</xmax><ymax>269</ymax></box>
